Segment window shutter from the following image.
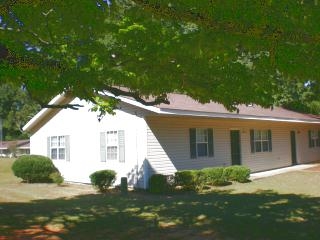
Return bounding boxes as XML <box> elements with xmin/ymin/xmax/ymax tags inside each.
<box><xmin>308</xmin><ymin>130</ymin><xmax>313</xmax><ymax>148</ymax></box>
<box><xmin>190</xmin><ymin>128</ymin><xmax>197</xmax><ymax>159</ymax></box>
<box><xmin>100</xmin><ymin>132</ymin><xmax>106</xmax><ymax>162</ymax></box>
<box><xmin>65</xmin><ymin>135</ymin><xmax>70</xmax><ymax>161</ymax></box>
<box><xmin>317</xmin><ymin>130</ymin><xmax>320</xmax><ymax>147</ymax></box>
<box><xmin>47</xmin><ymin>137</ymin><xmax>51</xmax><ymax>158</ymax></box>
<box><xmin>118</xmin><ymin>130</ymin><xmax>125</xmax><ymax>163</ymax></box>
<box><xmin>250</xmin><ymin>129</ymin><xmax>255</xmax><ymax>153</ymax></box>
<box><xmin>268</xmin><ymin>130</ymin><xmax>272</xmax><ymax>152</ymax></box>
<box><xmin>208</xmin><ymin>128</ymin><xmax>214</xmax><ymax>157</ymax></box>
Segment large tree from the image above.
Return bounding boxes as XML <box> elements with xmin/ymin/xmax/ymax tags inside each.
<box><xmin>0</xmin><ymin>83</ymin><xmax>40</xmax><ymax>140</ymax></box>
<box><xmin>0</xmin><ymin>0</ymin><xmax>320</xmax><ymax>113</ymax></box>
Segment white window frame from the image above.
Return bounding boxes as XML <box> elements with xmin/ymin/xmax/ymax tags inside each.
<box><xmin>49</xmin><ymin>136</ymin><xmax>66</xmax><ymax>160</ymax></box>
<box><xmin>196</xmin><ymin>128</ymin><xmax>209</xmax><ymax>157</ymax></box>
<box><xmin>310</xmin><ymin>130</ymin><xmax>319</xmax><ymax>148</ymax></box>
<box><xmin>253</xmin><ymin>130</ymin><xmax>270</xmax><ymax>153</ymax></box>
<box><xmin>106</xmin><ymin>130</ymin><xmax>118</xmax><ymax>161</ymax></box>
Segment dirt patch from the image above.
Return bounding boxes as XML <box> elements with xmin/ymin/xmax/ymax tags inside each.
<box><xmin>302</xmin><ymin>165</ymin><xmax>320</xmax><ymax>172</ymax></box>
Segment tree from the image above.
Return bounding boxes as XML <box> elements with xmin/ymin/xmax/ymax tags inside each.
<box><xmin>275</xmin><ymin>78</ymin><xmax>320</xmax><ymax>114</ymax></box>
<box><xmin>1</xmin><ymin>0</ymin><xmax>320</xmax><ymax>113</ymax></box>
<box><xmin>0</xmin><ymin>83</ymin><xmax>40</xmax><ymax>140</ymax></box>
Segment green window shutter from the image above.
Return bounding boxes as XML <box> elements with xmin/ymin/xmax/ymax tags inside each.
<box><xmin>190</xmin><ymin>128</ymin><xmax>197</xmax><ymax>159</ymax></box>
<box><xmin>65</xmin><ymin>135</ymin><xmax>70</xmax><ymax>161</ymax></box>
<box><xmin>268</xmin><ymin>130</ymin><xmax>272</xmax><ymax>152</ymax></box>
<box><xmin>308</xmin><ymin>130</ymin><xmax>313</xmax><ymax>148</ymax></box>
<box><xmin>250</xmin><ymin>129</ymin><xmax>255</xmax><ymax>153</ymax></box>
<box><xmin>118</xmin><ymin>130</ymin><xmax>125</xmax><ymax>163</ymax></box>
<box><xmin>208</xmin><ymin>128</ymin><xmax>214</xmax><ymax>157</ymax></box>
<box><xmin>100</xmin><ymin>132</ymin><xmax>106</xmax><ymax>162</ymax></box>
<box><xmin>47</xmin><ymin>137</ymin><xmax>51</xmax><ymax>158</ymax></box>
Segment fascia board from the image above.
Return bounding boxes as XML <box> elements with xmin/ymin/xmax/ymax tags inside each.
<box><xmin>157</xmin><ymin>108</ymin><xmax>320</xmax><ymax>124</ymax></box>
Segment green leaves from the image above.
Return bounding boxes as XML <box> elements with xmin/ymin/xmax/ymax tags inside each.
<box><xmin>90</xmin><ymin>96</ymin><xmax>120</xmax><ymax>121</ymax></box>
<box><xmin>0</xmin><ymin>0</ymin><xmax>320</xmax><ymax>114</ymax></box>
<box><xmin>0</xmin><ymin>83</ymin><xmax>40</xmax><ymax>140</ymax></box>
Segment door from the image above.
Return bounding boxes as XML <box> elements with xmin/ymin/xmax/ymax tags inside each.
<box><xmin>230</xmin><ymin>130</ymin><xmax>241</xmax><ymax>165</ymax></box>
<box><xmin>290</xmin><ymin>131</ymin><xmax>297</xmax><ymax>165</ymax></box>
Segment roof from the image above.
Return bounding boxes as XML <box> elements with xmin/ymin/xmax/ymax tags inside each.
<box><xmin>23</xmin><ymin>94</ymin><xmax>74</xmax><ymax>133</ymax></box>
<box><xmin>155</xmin><ymin>94</ymin><xmax>320</xmax><ymax>123</ymax></box>
<box><xmin>0</xmin><ymin>140</ymin><xmax>30</xmax><ymax>150</ymax></box>
<box><xmin>23</xmin><ymin>92</ymin><xmax>320</xmax><ymax>133</ymax></box>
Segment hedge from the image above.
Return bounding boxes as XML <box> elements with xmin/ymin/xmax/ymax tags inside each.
<box><xmin>201</xmin><ymin>167</ymin><xmax>228</xmax><ymax>186</ymax></box>
<box><xmin>11</xmin><ymin>155</ymin><xmax>59</xmax><ymax>183</ymax></box>
<box><xmin>174</xmin><ymin>170</ymin><xmax>202</xmax><ymax>191</ymax></box>
<box><xmin>223</xmin><ymin>165</ymin><xmax>251</xmax><ymax>183</ymax></box>
<box><xmin>174</xmin><ymin>165</ymin><xmax>251</xmax><ymax>191</ymax></box>
<box><xmin>148</xmin><ymin>174</ymin><xmax>171</xmax><ymax>193</ymax></box>
<box><xmin>90</xmin><ymin>169</ymin><xmax>116</xmax><ymax>192</ymax></box>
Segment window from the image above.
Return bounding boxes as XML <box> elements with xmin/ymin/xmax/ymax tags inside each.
<box><xmin>48</xmin><ymin>135</ymin><xmax>69</xmax><ymax>160</ymax></box>
<box><xmin>190</xmin><ymin>128</ymin><xmax>214</xmax><ymax>158</ymax></box>
<box><xmin>308</xmin><ymin>130</ymin><xmax>320</xmax><ymax>148</ymax></box>
<box><xmin>100</xmin><ymin>130</ymin><xmax>125</xmax><ymax>162</ymax></box>
<box><xmin>106</xmin><ymin>131</ymin><xmax>118</xmax><ymax>160</ymax></box>
<box><xmin>196</xmin><ymin>129</ymin><xmax>208</xmax><ymax>157</ymax></box>
<box><xmin>250</xmin><ymin>129</ymin><xmax>272</xmax><ymax>153</ymax></box>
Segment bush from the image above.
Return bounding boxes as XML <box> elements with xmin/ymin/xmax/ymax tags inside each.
<box><xmin>201</xmin><ymin>167</ymin><xmax>228</xmax><ymax>186</ymax></box>
<box><xmin>90</xmin><ymin>170</ymin><xmax>116</xmax><ymax>192</ymax></box>
<box><xmin>148</xmin><ymin>174</ymin><xmax>171</xmax><ymax>194</ymax></box>
<box><xmin>11</xmin><ymin>155</ymin><xmax>58</xmax><ymax>183</ymax></box>
<box><xmin>175</xmin><ymin>170</ymin><xmax>202</xmax><ymax>191</ymax></box>
<box><xmin>223</xmin><ymin>165</ymin><xmax>251</xmax><ymax>183</ymax></box>
<box><xmin>50</xmin><ymin>171</ymin><xmax>64</xmax><ymax>185</ymax></box>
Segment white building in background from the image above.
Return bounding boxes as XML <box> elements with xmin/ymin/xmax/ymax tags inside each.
<box><xmin>24</xmin><ymin>93</ymin><xmax>320</xmax><ymax>188</ymax></box>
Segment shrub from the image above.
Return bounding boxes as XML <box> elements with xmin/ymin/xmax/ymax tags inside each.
<box><xmin>175</xmin><ymin>170</ymin><xmax>202</xmax><ymax>191</ymax></box>
<box><xmin>148</xmin><ymin>174</ymin><xmax>171</xmax><ymax>194</ymax></box>
<box><xmin>201</xmin><ymin>167</ymin><xmax>228</xmax><ymax>186</ymax></box>
<box><xmin>90</xmin><ymin>170</ymin><xmax>116</xmax><ymax>192</ymax></box>
<box><xmin>223</xmin><ymin>165</ymin><xmax>251</xmax><ymax>183</ymax></box>
<box><xmin>50</xmin><ymin>171</ymin><xmax>64</xmax><ymax>185</ymax></box>
<box><xmin>11</xmin><ymin>155</ymin><xmax>58</xmax><ymax>183</ymax></box>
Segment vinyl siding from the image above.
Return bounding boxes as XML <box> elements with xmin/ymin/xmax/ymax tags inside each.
<box><xmin>296</xmin><ymin>125</ymin><xmax>320</xmax><ymax>164</ymax></box>
<box><xmin>146</xmin><ymin>116</ymin><xmax>320</xmax><ymax>175</ymax></box>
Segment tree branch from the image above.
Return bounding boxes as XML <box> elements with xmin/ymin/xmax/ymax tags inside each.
<box><xmin>26</xmin><ymin>29</ymin><xmax>50</xmax><ymax>45</ymax></box>
<box><xmin>43</xmin><ymin>8</ymin><xmax>55</xmax><ymax>44</ymax></box>
<box><xmin>0</xmin><ymin>44</ymin><xmax>9</xmax><ymax>59</ymax></box>
<box><xmin>103</xmin><ymin>86</ymin><xmax>170</xmax><ymax>106</ymax></box>
<box><xmin>40</xmin><ymin>103</ymin><xmax>83</xmax><ymax>110</ymax></box>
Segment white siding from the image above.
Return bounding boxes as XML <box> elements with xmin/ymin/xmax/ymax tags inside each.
<box><xmin>146</xmin><ymin>116</ymin><xmax>320</xmax><ymax>174</ymax></box>
<box><xmin>29</xmin><ymin>98</ymin><xmax>320</xmax><ymax>188</ymax></box>
<box><xmin>296</xmin><ymin>125</ymin><xmax>320</xmax><ymax>164</ymax></box>
<box><xmin>30</xmin><ymin>98</ymin><xmax>148</xmax><ymax>187</ymax></box>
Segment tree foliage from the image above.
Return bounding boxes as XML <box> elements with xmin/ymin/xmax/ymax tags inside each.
<box><xmin>0</xmin><ymin>83</ymin><xmax>40</xmax><ymax>140</ymax></box>
<box><xmin>275</xmin><ymin>79</ymin><xmax>320</xmax><ymax>114</ymax></box>
<box><xmin>0</xmin><ymin>0</ymin><xmax>320</xmax><ymax>113</ymax></box>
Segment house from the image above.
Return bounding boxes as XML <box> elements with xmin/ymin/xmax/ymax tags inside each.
<box><xmin>23</xmin><ymin>93</ymin><xmax>320</xmax><ymax>188</ymax></box>
<box><xmin>0</xmin><ymin>139</ymin><xmax>30</xmax><ymax>157</ymax></box>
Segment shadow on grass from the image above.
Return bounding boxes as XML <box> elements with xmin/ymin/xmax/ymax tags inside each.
<box><xmin>1</xmin><ymin>190</ymin><xmax>320</xmax><ymax>240</ymax></box>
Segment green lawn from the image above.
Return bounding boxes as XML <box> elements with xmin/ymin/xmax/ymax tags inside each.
<box><xmin>0</xmin><ymin>158</ymin><xmax>97</xmax><ymax>203</ymax></box>
<box><xmin>1</xmin><ymin>158</ymin><xmax>320</xmax><ymax>240</ymax></box>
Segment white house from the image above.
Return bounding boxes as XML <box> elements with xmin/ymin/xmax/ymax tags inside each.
<box><xmin>23</xmin><ymin>93</ymin><xmax>320</xmax><ymax>188</ymax></box>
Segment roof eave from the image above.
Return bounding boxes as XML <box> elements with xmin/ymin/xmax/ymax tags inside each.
<box><xmin>23</xmin><ymin>94</ymin><xmax>75</xmax><ymax>133</ymax></box>
<box><xmin>158</xmin><ymin>108</ymin><xmax>320</xmax><ymax>124</ymax></box>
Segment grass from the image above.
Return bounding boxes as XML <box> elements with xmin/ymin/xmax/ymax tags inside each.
<box><xmin>217</xmin><ymin>170</ymin><xmax>320</xmax><ymax>197</ymax></box>
<box><xmin>0</xmin><ymin>158</ymin><xmax>96</xmax><ymax>203</ymax></box>
<box><xmin>1</xmin><ymin>158</ymin><xmax>320</xmax><ymax>240</ymax></box>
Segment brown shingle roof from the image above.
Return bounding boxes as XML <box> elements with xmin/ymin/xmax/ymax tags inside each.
<box><xmin>156</xmin><ymin>94</ymin><xmax>320</xmax><ymax>122</ymax></box>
